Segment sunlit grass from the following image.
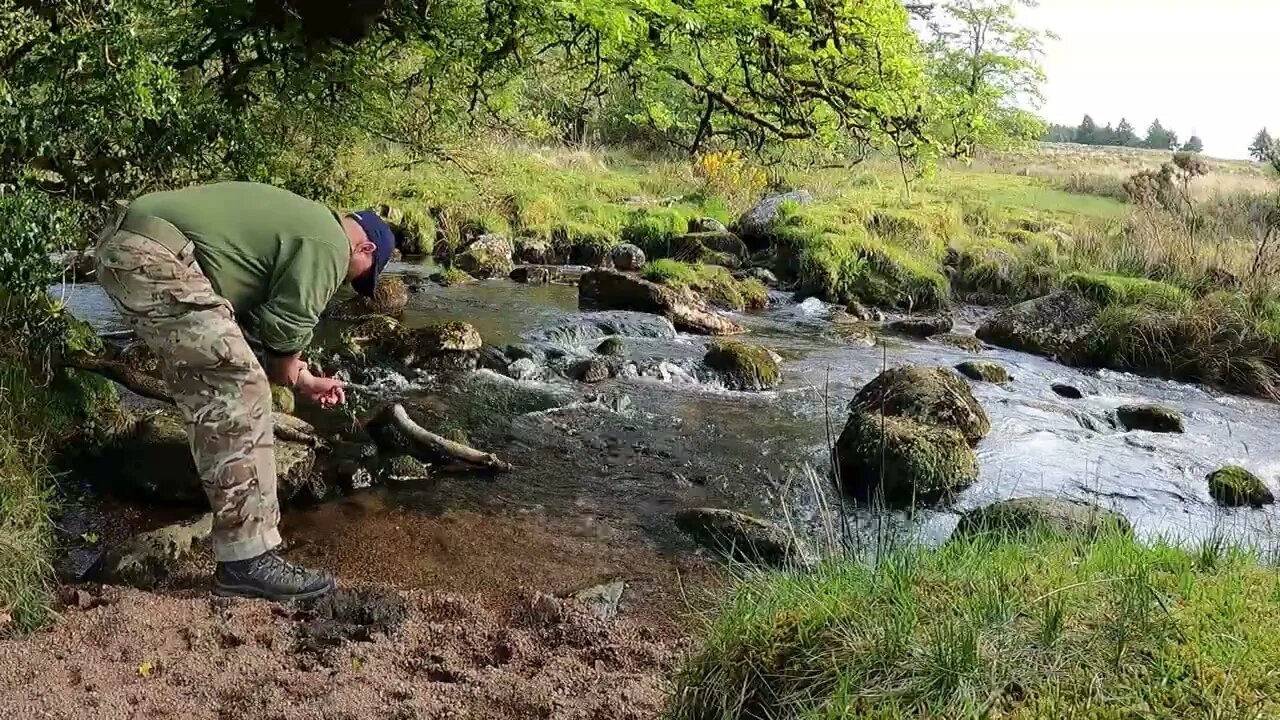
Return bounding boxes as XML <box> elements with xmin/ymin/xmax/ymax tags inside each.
<box><xmin>671</xmin><ymin>528</ymin><xmax>1280</xmax><ymax>720</ymax></box>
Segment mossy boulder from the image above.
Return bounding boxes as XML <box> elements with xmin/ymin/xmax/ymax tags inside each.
<box><xmin>674</xmin><ymin>507</ymin><xmax>815</xmax><ymax>569</ymax></box>
<box><xmin>329</xmin><ymin>275</ymin><xmax>410</xmax><ymax>319</ymax></box>
<box><xmin>455</xmin><ymin>234</ymin><xmax>515</xmax><ymax>279</ymax></box>
<box><xmin>430</xmin><ymin>267</ymin><xmax>476</xmax><ymax>286</ymax></box>
<box><xmin>381</xmin><ymin>454</ymin><xmax>433</xmax><ymax>483</ymax></box>
<box><xmin>1115</xmin><ymin>404</ymin><xmax>1184</xmax><ymax>433</ymax></box>
<box><xmin>517</xmin><ymin>238</ymin><xmax>556</xmax><ymax>265</ymax></box>
<box><xmin>888</xmin><ymin>315</ymin><xmax>953</xmax><ymax>338</ymax></box>
<box><xmin>736</xmin><ymin>190</ymin><xmax>813</xmax><ymax>251</ymax></box>
<box><xmin>977</xmin><ymin>291</ymin><xmax>1100</xmax><ymax>362</ymax></box>
<box><xmin>609</xmin><ymin>243</ymin><xmax>647</xmax><ymax>272</ymax></box>
<box><xmin>851</xmin><ymin>366</ymin><xmax>990</xmax><ymax>443</ymax></box>
<box><xmin>705</xmin><ymin>341</ymin><xmax>782</xmax><ymax>391</ymax></box>
<box><xmin>954</xmin><ymin>497</ymin><xmax>1132</xmax><ymax>540</ymax></box>
<box><xmin>270</xmin><ymin>384</ymin><xmax>296</xmax><ymax>414</ymax></box>
<box><xmin>570</xmin><ymin>358</ymin><xmax>612</xmax><ymax>384</ymax></box>
<box><xmin>596</xmin><ymin>337</ymin><xmax>627</xmax><ymax>357</ymax></box>
<box><xmin>386</xmin><ymin>206</ymin><xmax>436</xmax><ymax>256</ymax></box>
<box><xmin>579</xmin><ymin>269</ymin><xmax>745</xmax><ymax>336</ymax></box>
<box><xmin>741</xmin><ymin>267</ymin><xmax>779</xmax><ymax>286</ymax></box>
<box><xmin>933</xmin><ymin>333</ymin><xmax>983</xmax><ymax>353</ymax></box>
<box><xmin>955</xmin><ymin>361</ymin><xmax>1011</xmax><ymax>384</ymax></box>
<box><xmin>1207</xmin><ymin>466</ymin><xmax>1274</xmax><ymax>507</ymax></box>
<box><xmin>834</xmin><ymin>411</ymin><xmax>978</xmax><ymax>506</ymax></box>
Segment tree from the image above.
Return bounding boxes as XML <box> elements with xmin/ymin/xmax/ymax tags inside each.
<box><xmin>1043</xmin><ymin>123</ymin><xmax>1075</xmax><ymax>143</ymax></box>
<box><xmin>1183</xmin><ymin>135</ymin><xmax>1204</xmax><ymax>153</ymax></box>
<box><xmin>1250</xmin><ymin>128</ymin><xmax>1275</xmax><ymax>162</ymax></box>
<box><xmin>924</xmin><ymin>0</ymin><xmax>1054</xmax><ymax>156</ymax></box>
<box><xmin>1144</xmin><ymin>119</ymin><xmax>1178</xmax><ymax>150</ymax></box>
<box><xmin>1076</xmin><ymin>114</ymin><xmax>1100</xmax><ymax>144</ymax></box>
<box><xmin>1114</xmin><ymin>118</ymin><xmax>1138</xmax><ymax>147</ymax></box>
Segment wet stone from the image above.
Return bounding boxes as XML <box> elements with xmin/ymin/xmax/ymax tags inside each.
<box><xmin>292</xmin><ymin>588</ymin><xmax>408</xmax><ymax>654</ymax></box>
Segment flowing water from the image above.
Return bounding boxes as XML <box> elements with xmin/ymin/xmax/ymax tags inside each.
<box><xmin>65</xmin><ymin>265</ymin><xmax>1280</xmax><ymax>560</ymax></box>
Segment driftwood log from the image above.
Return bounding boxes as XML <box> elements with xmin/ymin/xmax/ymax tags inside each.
<box><xmin>372</xmin><ymin>403</ymin><xmax>513</xmax><ymax>472</ymax></box>
<box><xmin>65</xmin><ymin>354</ymin><xmax>512</xmax><ymax>470</ymax></box>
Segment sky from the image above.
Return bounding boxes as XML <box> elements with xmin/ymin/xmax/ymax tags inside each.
<box><xmin>1020</xmin><ymin>0</ymin><xmax>1279</xmax><ymax>159</ymax></box>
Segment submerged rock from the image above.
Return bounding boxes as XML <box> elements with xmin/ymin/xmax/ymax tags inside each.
<box><xmin>1052</xmin><ymin>383</ymin><xmax>1084</xmax><ymax>399</ymax></box>
<box><xmin>887</xmin><ymin>315</ymin><xmax>953</xmax><ymax>338</ymax></box>
<box><xmin>430</xmin><ymin>268</ymin><xmax>476</xmax><ymax>286</ymax></box>
<box><xmin>977</xmin><ymin>290</ymin><xmax>1100</xmax><ymax>361</ymax></box>
<box><xmin>740</xmin><ymin>267</ymin><xmax>779</xmax><ymax>286</ymax></box>
<box><xmin>381</xmin><ymin>454</ymin><xmax>433</xmax><ymax>483</ymax></box>
<box><xmin>509</xmin><ymin>265</ymin><xmax>590</xmax><ymax>286</ymax></box>
<box><xmin>1115</xmin><ymin>404</ymin><xmax>1184</xmax><ymax>433</ymax></box>
<box><xmin>1207</xmin><ymin>466</ymin><xmax>1274</xmax><ymax>507</ymax></box>
<box><xmin>933</xmin><ymin>333</ymin><xmax>983</xmax><ymax>353</ymax></box>
<box><xmin>955</xmin><ymin>361</ymin><xmax>1011</xmax><ymax>384</ymax></box>
<box><xmin>954</xmin><ymin>497</ymin><xmax>1132</xmax><ymax>540</ymax></box>
<box><xmin>674</xmin><ymin>507</ymin><xmax>815</xmax><ymax>569</ymax></box>
<box><xmin>851</xmin><ymin>366</ymin><xmax>990</xmax><ymax>443</ymax></box>
<box><xmin>596</xmin><ymin>337</ymin><xmax>627</xmax><ymax>357</ymax></box>
<box><xmin>506</xmin><ymin>357</ymin><xmax>543</xmax><ymax>381</ymax></box>
<box><xmin>569</xmin><ymin>358</ymin><xmax>612</xmax><ymax>384</ymax></box>
<box><xmin>846</xmin><ymin>301</ymin><xmax>884</xmax><ymax>323</ymax></box>
<box><xmin>578</xmin><ymin>269</ymin><xmax>745</xmax><ymax>336</ymax></box>
<box><xmin>609</xmin><ymin>243</ymin><xmax>646</xmax><ymax>272</ymax></box>
<box><xmin>736</xmin><ymin>190</ymin><xmax>813</xmax><ymax>250</ymax></box>
<box><xmin>532</xmin><ymin>310</ymin><xmax>677</xmax><ymax>346</ymax></box>
<box><xmin>704</xmin><ymin>341</ymin><xmax>782</xmax><ymax>391</ymax></box>
<box><xmin>455</xmin><ymin>234</ymin><xmax>515</xmax><ymax>278</ymax></box>
<box><xmin>106</xmin><ymin>513</ymin><xmax>213</xmax><ymax>588</ymax></box>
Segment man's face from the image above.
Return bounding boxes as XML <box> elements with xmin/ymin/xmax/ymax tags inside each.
<box><xmin>348</xmin><ymin>240</ymin><xmax>376</xmax><ymax>282</ymax></box>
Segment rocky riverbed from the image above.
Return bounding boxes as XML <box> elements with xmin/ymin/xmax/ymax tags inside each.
<box><xmin>12</xmin><ymin>261</ymin><xmax>1280</xmax><ymax>716</ymax></box>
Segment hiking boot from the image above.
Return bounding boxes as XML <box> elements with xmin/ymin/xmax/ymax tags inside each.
<box><xmin>213</xmin><ymin>552</ymin><xmax>336</xmax><ymax>601</ymax></box>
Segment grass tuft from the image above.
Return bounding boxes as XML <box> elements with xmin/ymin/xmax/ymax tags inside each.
<box><xmin>671</xmin><ymin>529</ymin><xmax>1280</xmax><ymax>719</ymax></box>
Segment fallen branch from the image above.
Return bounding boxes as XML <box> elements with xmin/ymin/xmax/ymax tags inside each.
<box><xmin>374</xmin><ymin>403</ymin><xmax>513</xmax><ymax>472</ymax></box>
<box><xmin>64</xmin><ymin>354</ymin><xmax>325</xmax><ymax>448</ymax></box>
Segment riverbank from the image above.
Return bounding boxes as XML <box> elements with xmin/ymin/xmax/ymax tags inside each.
<box><xmin>672</xmin><ymin>527</ymin><xmax>1280</xmax><ymax>719</ymax></box>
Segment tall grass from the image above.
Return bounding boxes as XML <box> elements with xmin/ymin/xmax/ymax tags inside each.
<box><xmin>670</xmin><ymin>527</ymin><xmax>1280</xmax><ymax>719</ymax></box>
<box><xmin>0</xmin><ymin>361</ymin><xmax>59</xmax><ymax>635</ymax></box>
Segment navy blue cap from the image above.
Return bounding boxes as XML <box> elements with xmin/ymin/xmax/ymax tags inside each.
<box><xmin>350</xmin><ymin>210</ymin><xmax>395</xmax><ymax>297</ymax></box>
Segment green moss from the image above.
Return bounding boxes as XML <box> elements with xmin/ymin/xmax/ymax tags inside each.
<box><xmin>271</xmin><ymin>385</ymin><xmax>296</xmax><ymax>414</ymax></box>
<box><xmin>1063</xmin><ymin>271</ymin><xmax>1189</xmax><ymax>311</ymax></box>
<box><xmin>955</xmin><ymin>360</ymin><xmax>1010</xmax><ymax>384</ymax></box>
<box><xmin>739</xmin><ymin>278</ymin><xmax>769</xmax><ymax>310</ymax></box>
<box><xmin>1207</xmin><ymin>466</ymin><xmax>1273</xmax><ymax>507</ymax></box>
<box><xmin>434</xmin><ymin>267</ymin><xmax>476</xmax><ymax>287</ymax></box>
<box><xmin>705</xmin><ymin>341</ymin><xmax>781</xmax><ymax>391</ymax></box>
<box><xmin>642</xmin><ymin>259</ymin><xmax>699</xmax><ymax>286</ymax></box>
<box><xmin>954</xmin><ymin>497</ymin><xmax>1132</xmax><ymax>540</ymax></box>
<box><xmin>834</xmin><ymin>410</ymin><xmax>978</xmax><ymax>505</ymax></box>
<box><xmin>851</xmin><ymin>366</ymin><xmax>990</xmax><ymax>443</ymax></box>
<box><xmin>672</xmin><ymin>531</ymin><xmax>1280</xmax><ymax>719</ymax></box>
<box><xmin>621</xmin><ymin>207</ymin><xmax>691</xmax><ymax>256</ymax></box>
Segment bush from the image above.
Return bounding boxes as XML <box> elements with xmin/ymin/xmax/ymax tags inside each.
<box><xmin>671</xmin><ymin>530</ymin><xmax>1280</xmax><ymax>719</ymax></box>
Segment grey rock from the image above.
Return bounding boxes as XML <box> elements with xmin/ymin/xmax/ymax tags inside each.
<box><xmin>736</xmin><ymin>190</ymin><xmax>813</xmax><ymax>250</ymax></box>
<box><xmin>609</xmin><ymin>243</ymin><xmax>647</xmax><ymax>272</ymax></box>
<box><xmin>674</xmin><ymin>507</ymin><xmax>815</xmax><ymax>568</ymax></box>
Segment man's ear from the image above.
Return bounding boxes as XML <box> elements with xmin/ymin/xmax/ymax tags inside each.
<box><xmin>359</xmin><ymin>240</ymin><xmax>377</xmax><ymax>255</ymax></box>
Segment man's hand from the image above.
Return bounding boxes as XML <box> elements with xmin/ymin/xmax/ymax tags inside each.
<box><xmin>296</xmin><ymin>370</ymin><xmax>346</xmax><ymax>408</ymax></box>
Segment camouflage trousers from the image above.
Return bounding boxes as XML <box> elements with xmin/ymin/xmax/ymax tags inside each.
<box><xmin>95</xmin><ymin>216</ymin><xmax>281</xmax><ymax>562</ymax></box>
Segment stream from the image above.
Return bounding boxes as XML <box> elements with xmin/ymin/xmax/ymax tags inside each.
<box><xmin>61</xmin><ymin>263</ymin><xmax>1280</xmax><ymax>569</ymax></box>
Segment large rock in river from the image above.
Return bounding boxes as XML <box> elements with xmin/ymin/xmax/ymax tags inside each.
<box><xmin>976</xmin><ymin>290</ymin><xmax>1100</xmax><ymax>361</ymax></box>
<box><xmin>834</xmin><ymin>411</ymin><xmax>978</xmax><ymax>506</ymax></box>
<box><xmin>1115</xmin><ymin>403</ymin><xmax>1184</xmax><ymax>433</ymax></box>
<box><xmin>834</xmin><ymin>366</ymin><xmax>989</xmax><ymax>506</ymax></box>
<box><xmin>455</xmin><ymin>234</ymin><xmax>515</xmax><ymax>278</ymax></box>
<box><xmin>674</xmin><ymin>507</ymin><xmax>815</xmax><ymax>568</ymax></box>
<box><xmin>609</xmin><ymin>243</ymin><xmax>646</xmax><ymax>272</ymax></box>
<box><xmin>955</xmin><ymin>360</ymin><xmax>1011</xmax><ymax>384</ymax></box>
<box><xmin>954</xmin><ymin>497</ymin><xmax>1132</xmax><ymax>540</ymax></box>
<box><xmin>851</xmin><ymin>366</ymin><xmax>990</xmax><ymax>442</ymax></box>
<box><xmin>704</xmin><ymin>341</ymin><xmax>781</xmax><ymax>391</ymax></box>
<box><xmin>1207</xmin><ymin>466</ymin><xmax>1274</xmax><ymax>507</ymax></box>
<box><xmin>578</xmin><ymin>269</ymin><xmax>744</xmax><ymax>336</ymax></box>
<box><xmin>328</xmin><ymin>275</ymin><xmax>409</xmax><ymax>319</ymax></box>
